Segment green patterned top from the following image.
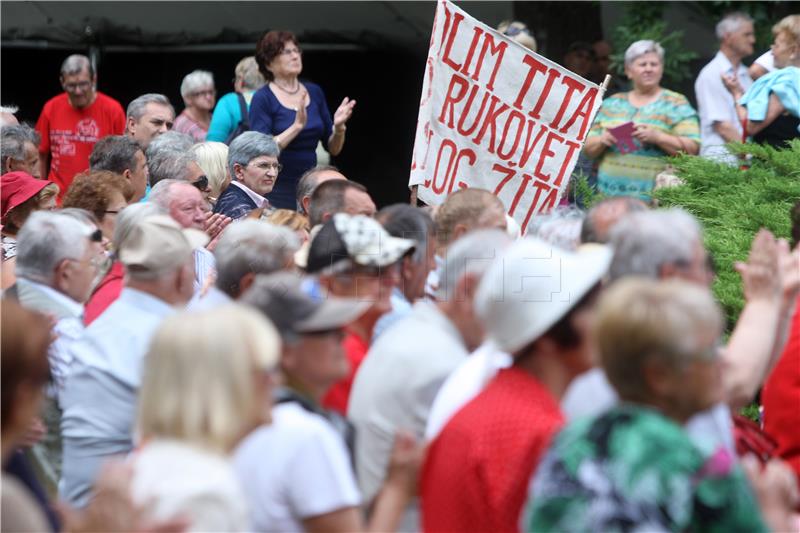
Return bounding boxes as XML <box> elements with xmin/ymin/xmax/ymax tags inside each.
<box><xmin>586</xmin><ymin>90</ymin><xmax>700</xmax><ymax>200</ymax></box>
<box><xmin>525</xmin><ymin>405</ymin><xmax>766</xmax><ymax>533</ymax></box>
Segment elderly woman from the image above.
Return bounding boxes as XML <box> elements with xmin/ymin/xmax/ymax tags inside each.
<box><xmin>249</xmin><ymin>30</ymin><xmax>356</xmax><ymax>209</ymax></box>
<box><xmin>173</xmin><ymin>70</ymin><xmax>216</xmax><ymax>142</ymax></box>
<box><xmin>526</xmin><ymin>278</ymin><xmax>796</xmax><ymax>532</ymax></box>
<box><xmin>207</xmin><ymin>57</ymin><xmax>266</xmax><ymax>144</ymax></box>
<box><xmin>583</xmin><ymin>40</ymin><xmax>700</xmax><ymax>200</ymax></box>
<box><xmin>724</xmin><ymin>15</ymin><xmax>800</xmax><ymax>148</ymax></box>
<box><xmin>214</xmin><ymin>131</ymin><xmax>280</xmax><ymax>220</ymax></box>
<box><xmin>190</xmin><ymin>141</ymin><xmax>230</xmax><ymax>204</ymax></box>
<box><xmin>1</xmin><ymin>171</ymin><xmax>59</xmax><ymax>289</ymax></box>
<box><xmin>82</xmin><ymin>202</ymin><xmax>164</xmax><ymax>325</ymax></box>
<box><xmin>62</xmin><ymin>170</ymin><xmax>132</xmax><ymax>243</ymax></box>
<box><xmin>131</xmin><ymin>305</ymin><xmax>280</xmax><ymax>531</ymax></box>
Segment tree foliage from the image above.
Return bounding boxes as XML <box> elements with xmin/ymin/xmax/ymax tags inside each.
<box><xmin>653</xmin><ymin>140</ymin><xmax>800</xmax><ymax>327</ymax></box>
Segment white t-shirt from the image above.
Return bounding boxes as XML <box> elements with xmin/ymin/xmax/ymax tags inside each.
<box><xmin>425</xmin><ymin>343</ymin><xmax>512</xmax><ymax>440</ymax></box>
<box><xmin>695</xmin><ymin>51</ymin><xmax>752</xmax><ymax>163</ymax></box>
<box><xmin>130</xmin><ymin>439</ymin><xmax>250</xmax><ymax>532</ymax></box>
<box><xmin>233</xmin><ymin>402</ymin><xmax>360</xmax><ymax>532</ymax></box>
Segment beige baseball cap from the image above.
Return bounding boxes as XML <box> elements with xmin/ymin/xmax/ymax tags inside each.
<box><xmin>118</xmin><ymin>215</ymin><xmax>209</xmax><ymax>274</ymax></box>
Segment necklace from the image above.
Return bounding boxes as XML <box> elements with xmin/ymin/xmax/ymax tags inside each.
<box><xmin>273</xmin><ymin>80</ymin><xmax>300</xmax><ymax>95</ymax></box>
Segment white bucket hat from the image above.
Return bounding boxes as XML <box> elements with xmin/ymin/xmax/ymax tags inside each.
<box><xmin>475</xmin><ymin>238</ymin><xmax>612</xmax><ymax>354</ymax></box>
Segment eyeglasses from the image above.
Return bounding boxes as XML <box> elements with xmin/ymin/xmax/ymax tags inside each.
<box><xmin>248</xmin><ymin>161</ymin><xmax>283</xmax><ymax>172</ymax></box>
<box><xmin>63</xmin><ymin>80</ymin><xmax>92</xmax><ymax>91</ymax></box>
<box><xmin>280</xmin><ymin>47</ymin><xmax>303</xmax><ymax>56</ymax></box>
<box><xmin>191</xmin><ymin>89</ymin><xmax>216</xmax><ymax>98</ymax></box>
<box><xmin>191</xmin><ymin>175</ymin><xmax>210</xmax><ymax>192</ymax></box>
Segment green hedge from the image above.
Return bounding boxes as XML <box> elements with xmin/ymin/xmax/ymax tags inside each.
<box><xmin>653</xmin><ymin>140</ymin><xmax>800</xmax><ymax>327</ymax></box>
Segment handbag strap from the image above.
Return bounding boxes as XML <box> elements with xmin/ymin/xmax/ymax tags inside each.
<box><xmin>237</xmin><ymin>93</ymin><xmax>249</xmax><ymax>129</ymax></box>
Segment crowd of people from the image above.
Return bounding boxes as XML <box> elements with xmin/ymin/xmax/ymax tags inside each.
<box><xmin>1</xmin><ymin>12</ymin><xmax>799</xmax><ymax>533</ymax></box>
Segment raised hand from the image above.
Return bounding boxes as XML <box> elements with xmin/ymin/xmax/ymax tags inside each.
<box><xmin>333</xmin><ymin>97</ymin><xmax>356</xmax><ymax>130</ymax></box>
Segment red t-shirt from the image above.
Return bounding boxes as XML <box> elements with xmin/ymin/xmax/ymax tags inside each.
<box><xmin>762</xmin><ymin>295</ymin><xmax>800</xmax><ymax>487</ymax></box>
<box><xmin>421</xmin><ymin>367</ymin><xmax>564</xmax><ymax>533</ymax></box>
<box><xmin>322</xmin><ymin>329</ymin><xmax>369</xmax><ymax>415</ymax></box>
<box><xmin>35</xmin><ymin>92</ymin><xmax>125</xmax><ymax>201</ymax></box>
<box><xmin>83</xmin><ymin>261</ymin><xmax>124</xmax><ymax>326</ymax></box>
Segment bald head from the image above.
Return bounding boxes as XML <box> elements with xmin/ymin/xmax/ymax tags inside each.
<box><xmin>581</xmin><ymin>196</ymin><xmax>648</xmax><ymax>244</ymax></box>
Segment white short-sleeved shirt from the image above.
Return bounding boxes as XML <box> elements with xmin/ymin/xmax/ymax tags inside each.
<box><xmin>695</xmin><ymin>51</ymin><xmax>752</xmax><ymax>163</ymax></box>
<box><xmin>233</xmin><ymin>402</ymin><xmax>360</xmax><ymax>532</ymax></box>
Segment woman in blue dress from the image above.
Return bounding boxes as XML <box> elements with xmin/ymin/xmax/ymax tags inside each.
<box><xmin>250</xmin><ymin>30</ymin><xmax>356</xmax><ymax>209</ymax></box>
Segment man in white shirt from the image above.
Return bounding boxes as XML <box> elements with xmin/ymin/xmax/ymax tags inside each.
<box><xmin>348</xmin><ymin>229</ymin><xmax>512</xmax><ymax>529</ymax></box>
<box><xmin>695</xmin><ymin>12</ymin><xmax>755</xmax><ymax>163</ymax></box>
<box><xmin>60</xmin><ymin>215</ymin><xmax>206</xmax><ymax>507</ymax></box>
<box><xmin>7</xmin><ymin>211</ymin><xmax>105</xmax><ymax>492</ymax></box>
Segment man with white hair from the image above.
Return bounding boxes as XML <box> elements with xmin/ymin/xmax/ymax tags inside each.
<box><xmin>60</xmin><ymin>215</ymin><xmax>206</xmax><ymax>507</ymax></box>
<box><xmin>35</xmin><ymin>54</ymin><xmax>125</xmax><ymax>199</ymax></box>
<box><xmin>4</xmin><ymin>211</ymin><xmax>105</xmax><ymax>492</ymax></box>
<box><xmin>0</xmin><ymin>104</ymin><xmax>18</xmax><ymax>126</ymax></box>
<box><xmin>564</xmin><ymin>208</ymin><xmax>789</xmax><ymax>457</ymax></box>
<box><xmin>1</xmin><ymin>123</ymin><xmax>42</xmax><ymax>177</ymax></box>
<box><xmin>214</xmin><ymin>131</ymin><xmax>280</xmax><ymax>220</ymax></box>
<box><xmin>125</xmin><ymin>93</ymin><xmax>175</xmax><ymax>150</ymax></box>
<box><xmin>191</xmin><ymin>219</ymin><xmax>300</xmax><ymax>309</ymax></box>
<box><xmin>149</xmin><ymin>179</ymin><xmax>224</xmax><ymax>293</ymax></box>
<box><xmin>348</xmin><ymin>228</ymin><xmax>512</xmax><ymax>529</ymax></box>
<box><xmin>421</xmin><ymin>237</ymin><xmax>612</xmax><ymax>533</ymax></box>
<box><xmin>695</xmin><ymin>12</ymin><xmax>755</xmax><ymax>163</ymax></box>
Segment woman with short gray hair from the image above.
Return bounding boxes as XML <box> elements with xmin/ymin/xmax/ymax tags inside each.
<box><xmin>583</xmin><ymin>39</ymin><xmax>700</xmax><ymax>201</ymax></box>
<box><xmin>213</xmin><ymin>131</ymin><xmax>280</xmax><ymax>220</ymax></box>
<box><xmin>83</xmin><ymin>202</ymin><xmax>165</xmax><ymax>325</ymax></box>
<box><xmin>173</xmin><ymin>70</ymin><xmax>216</xmax><ymax>142</ymax></box>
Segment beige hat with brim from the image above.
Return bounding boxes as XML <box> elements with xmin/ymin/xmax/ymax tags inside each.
<box><xmin>118</xmin><ymin>214</ymin><xmax>209</xmax><ymax>274</ymax></box>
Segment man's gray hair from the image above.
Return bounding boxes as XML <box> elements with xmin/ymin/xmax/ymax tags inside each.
<box><xmin>146</xmin><ymin>131</ymin><xmax>194</xmax><ymax>162</ymax></box>
<box><xmin>148</xmin><ymin>179</ymin><xmax>186</xmax><ymax>210</ymax></box>
<box><xmin>126</xmin><ymin>93</ymin><xmax>174</xmax><ymax>121</ymax></box>
<box><xmin>89</xmin><ymin>135</ymin><xmax>142</xmax><ymax>174</ymax></box>
<box><xmin>0</xmin><ymin>105</ymin><xmax>19</xmax><ymax>115</ymax></box>
<box><xmin>1</xmin><ymin>124</ymin><xmax>40</xmax><ymax>173</ymax></box>
<box><xmin>148</xmin><ymin>149</ymin><xmax>198</xmax><ymax>187</ymax></box>
<box><xmin>60</xmin><ymin>54</ymin><xmax>94</xmax><ymax>77</ymax></box>
<box><xmin>608</xmin><ymin>208</ymin><xmax>702</xmax><ymax>281</ymax></box>
<box><xmin>528</xmin><ymin>206</ymin><xmax>585</xmax><ymax>251</ymax></box>
<box><xmin>296</xmin><ymin>165</ymin><xmax>340</xmax><ymax>214</ymax></box>
<box><xmin>227</xmin><ymin>131</ymin><xmax>279</xmax><ymax>179</ymax></box>
<box><xmin>214</xmin><ymin>220</ymin><xmax>300</xmax><ymax>297</ymax></box>
<box><xmin>716</xmin><ymin>12</ymin><xmax>754</xmax><ymax>40</ymax></box>
<box><xmin>15</xmin><ymin>211</ymin><xmax>93</xmax><ymax>284</ymax></box>
<box><xmin>377</xmin><ymin>204</ymin><xmax>435</xmax><ymax>264</ymax></box>
<box><xmin>180</xmin><ymin>70</ymin><xmax>215</xmax><ymax>99</ymax></box>
<box><xmin>113</xmin><ymin>202</ymin><xmax>165</xmax><ymax>251</ymax></box>
<box><xmin>437</xmin><ymin>229</ymin><xmax>512</xmax><ymax>302</ymax></box>
<box><xmin>624</xmin><ymin>40</ymin><xmax>664</xmax><ymax>67</ymax></box>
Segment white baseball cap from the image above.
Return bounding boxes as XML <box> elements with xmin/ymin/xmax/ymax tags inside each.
<box><xmin>475</xmin><ymin>238</ymin><xmax>612</xmax><ymax>354</ymax></box>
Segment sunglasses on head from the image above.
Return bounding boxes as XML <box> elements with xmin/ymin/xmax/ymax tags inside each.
<box><xmin>191</xmin><ymin>175</ymin><xmax>210</xmax><ymax>192</ymax></box>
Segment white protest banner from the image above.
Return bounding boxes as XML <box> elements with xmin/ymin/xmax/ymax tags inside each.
<box><xmin>409</xmin><ymin>0</ymin><xmax>605</xmax><ymax>234</ymax></box>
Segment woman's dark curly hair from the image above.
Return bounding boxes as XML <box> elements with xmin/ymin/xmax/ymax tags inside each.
<box><xmin>255</xmin><ymin>30</ymin><xmax>298</xmax><ymax>81</ymax></box>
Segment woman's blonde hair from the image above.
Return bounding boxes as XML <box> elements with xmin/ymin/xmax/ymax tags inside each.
<box><xmin>593</xmin><ymin>278</ymin><xmax>722</xmax><ymax>403</ymax></box>
<box><xmin>235</xmin><ymin>56</ymin><xmax>266</xmax><ymax>91</ymax></box>
<box><xmin>191</xmin><ymin>141</ymin><xmax>229</xmax><ymax>199</ymax></box>
<box><xmin>773</xmin><ymin>15</ymin><xmax>800</xmax><ymax>46</ymax></box>
<box><xmin>263</xmin><ymin>209</ymin><xmax>309</xmax><ymax>232</ymax></box>
<box><xmin>137</xmin><ymin>305</ymin><xmax>280</xmax><ymax>453</ymax></box>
